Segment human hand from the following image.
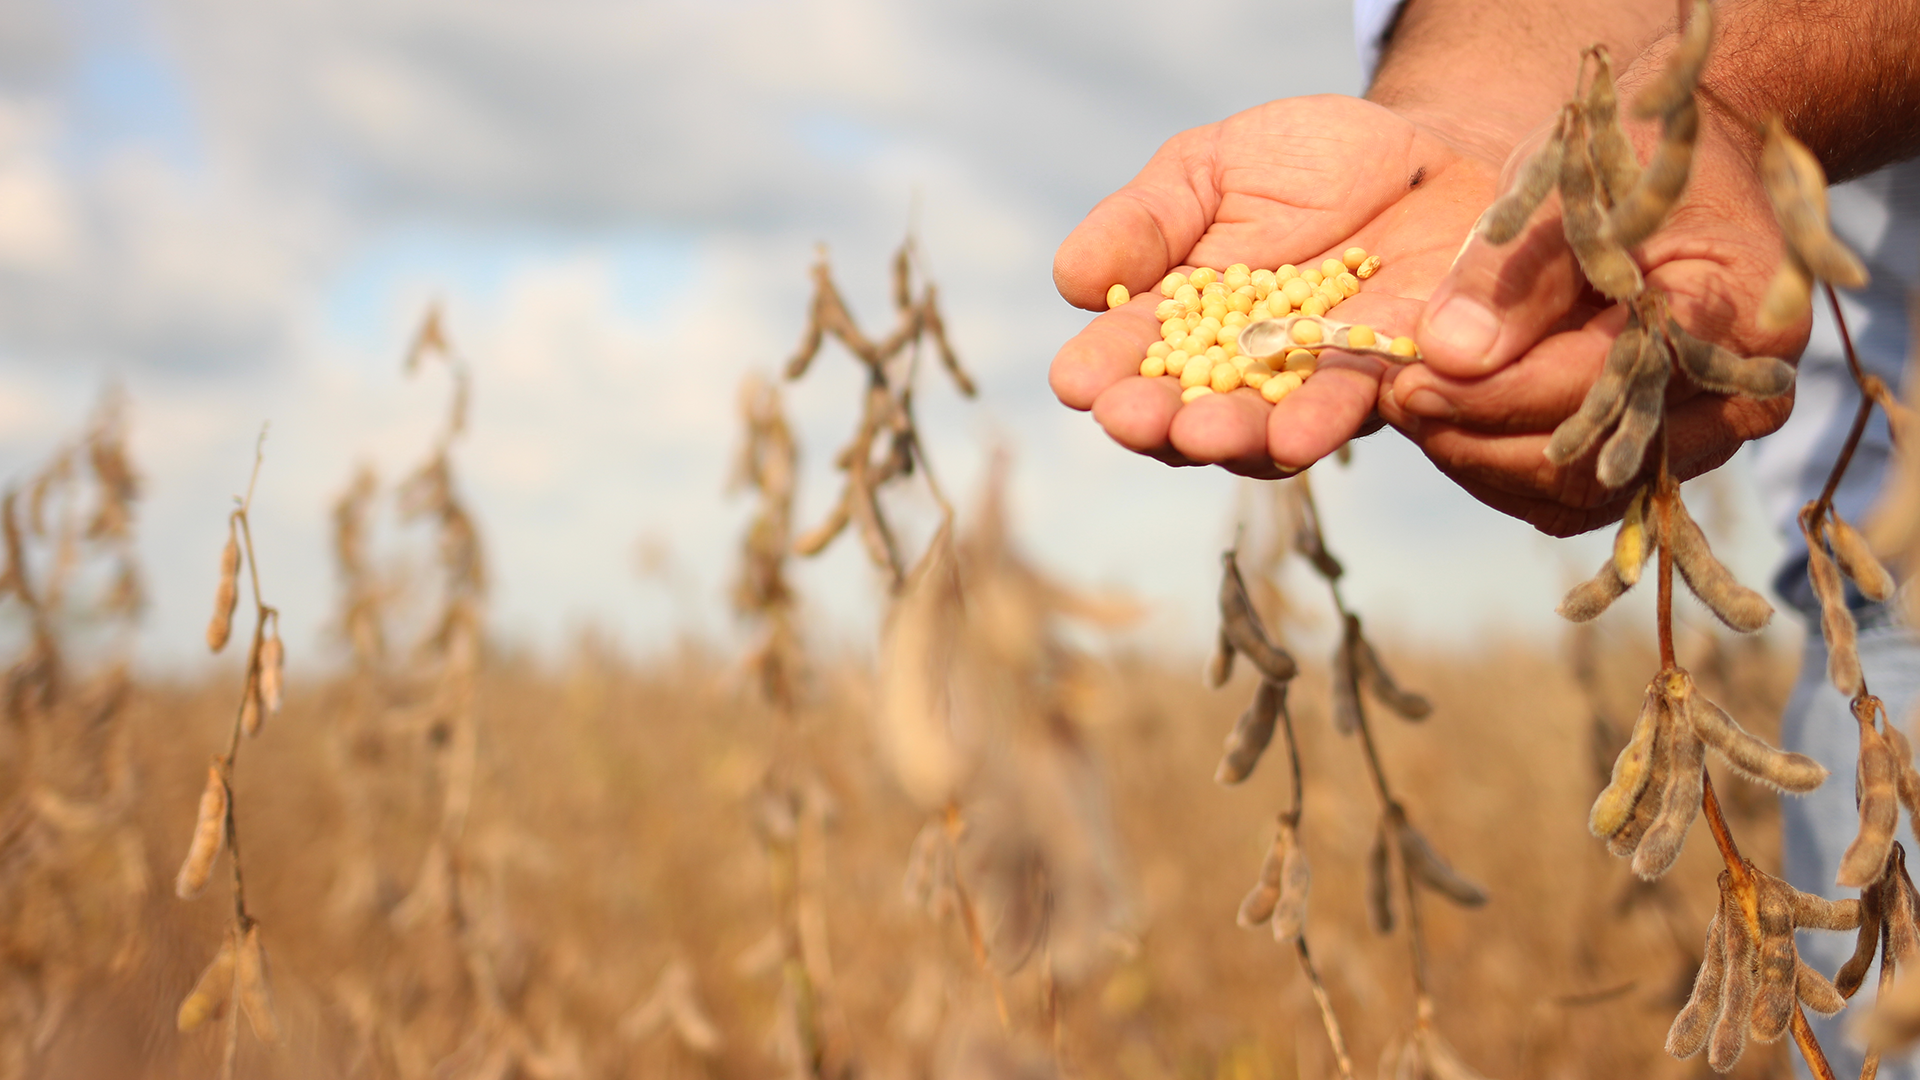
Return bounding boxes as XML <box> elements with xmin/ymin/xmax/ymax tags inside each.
<box><xmin>1380</xmin><ymin>81</ymin><xmax>1806</xmax><ymax>536</ymax></box>
<box><xmin>1049</xmin><ymin>95</ymin><xmax>1504</xmax><ymax>476</ymax></box>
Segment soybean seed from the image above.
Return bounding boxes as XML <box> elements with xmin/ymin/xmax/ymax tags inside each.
<box><xmin>1106</xmin><ymin>283</ymin><xmax>1130</xmax><ymax>309</ymax></box>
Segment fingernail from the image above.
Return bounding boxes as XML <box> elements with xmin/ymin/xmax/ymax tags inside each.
<box><xmin>1399</xmin><ymin>388</ymin><xmax>1455</xmax><ymax>420</ymax></box>
<box><xmin>1423</xmin><ymin>295</ymin><xmax>1499</xmax><ymax>365</ymax></box>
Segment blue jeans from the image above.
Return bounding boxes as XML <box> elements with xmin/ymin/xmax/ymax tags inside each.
<box><xmin>1781</xmin><ymin>610</ymin><xmax>1920</xmax><ymax>1080</ymax></box>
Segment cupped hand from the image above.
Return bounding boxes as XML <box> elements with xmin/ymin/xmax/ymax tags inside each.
<box><xmin>1382</xmin><ymin>93</ymin><xmax>1808</xmax><ymax>537</ymax></box>
<box><xmin>1049</xmin><ymin>95</ymin><xmax>1502</xmax><ymax>476</ymax></box>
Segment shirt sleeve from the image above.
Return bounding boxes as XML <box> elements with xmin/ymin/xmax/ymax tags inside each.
<box><xmin>1352</xmin><ymin>0</ymin><xmax>1409</xmax><ymax>83</ymax></box>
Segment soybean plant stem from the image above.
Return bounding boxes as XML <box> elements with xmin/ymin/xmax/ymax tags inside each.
<box><xmin>1294</xmin><ymin>937</ymin><xmax>1357</xmax><ymax>1080</ymax></box>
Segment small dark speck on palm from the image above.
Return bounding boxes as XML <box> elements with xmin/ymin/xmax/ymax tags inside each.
<box><xmin>1409</xmin><ymin>167</ymin><xmax>1427</xmax><ymax>189</ymax></box>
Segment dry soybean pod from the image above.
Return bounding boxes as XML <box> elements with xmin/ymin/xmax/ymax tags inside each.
<box><xmin>1548</xmin><ymin>319</ymin><xmax>1645</xmax><ymax>466</ymax></box>
<box><xmin>1331</xmin><ymin>617</ymin><xmax>1363</xmax><ymax>736</ymax></box>
<box><xmin>1596</xmin><ymin>332</ymin><xmax>1670</xmax><ymax>489</ymax></box>
<box><xmin>1608</xmin><ymin>99</ymin><xmax>1698</xmax><ymax>250</ymax></box>
<box><xmin>175</xmin><ymin>760</ymin><xmax>228</xmax><ymax>900</ymax></box>
<box><xmin>1236</xmin><ymin>822</ymin><xmax>1287</xmax><ymax>928</ymax></box>
<box><xmin>1218</xmin><ymin>551</ymin><xmax>1299</xmax><ymax>682</ymax></box>
<box><xmin>1797</xmin><ymin>958</ymin><xmax>1847</xmax><ymax>1015</ymax></box>
<box><xmin>1216</xmin><ymin>678</ymin><xmax>1285</xmax><ymax>785</ymax></box>
<box><xmin>1671</xmin><ymin>670</ymin><xmax>1827</xmax><ymax>792</ymax></box>
<box><xmin>1748</xmin><ymin>875</ymin><xmax>1799</xmax><ymax>1042</ymax></box>
<box><xmin>1667</xmin><ymin>903</ymin><xmax>1727</xmax><ymax>1057</ymax></box>
<box><xmin>1709</xmin><ymin>893</ymin><xmax>1759</xmax><ymax>1072</ymax></box>
<box><xmin>1559</xmin><ymin>107</ymin><xmax>1645</xmax><ymax>302</ymax></box>
<box><xmin>1671</xmin><ymin>495</ymin><xmax>1775</xmax><ymax>632</ymax></box>
<box><xmin>1272</xmin><ymin>820</ymin><xmax>1312</xmax><ymax>942</ymax></box>
<box><xmin>1632</xmin><ymin>720</ymin><xmax>1704</xmax><ymax>880</ymax></box>
<box><xmin>1886</xmin><ymin>724</ymin><xmax>1920</xmax><ymax>823</ymax></box>
<box><xmin>1610</xmin><ymin>694</ymin><xmax>1676</xmax><ymax>858</ymax></box>
<box><xmin>1803</xmin><ymin>507</ymin><xmax>1863</xmax><ymax>694</ymax></box>
<box><xmin>1666</xmin><ymin>318</ymin><xmax>1795</xmax><ymax>399</ymax></box>
<box><xmin>1484</xmin><ymin>107</ymin><xmax>1571</xmax><ymax>245</ymax></box>
<box><xmin>1761</xmin><ymin>118</ymin><xmax>1869</xmax><ymax>289</ymax></box>
<box><xmin>236</xmin><ymin>924</ymin><xmax>279</xmax><ymax>1043</ymax></box>
<box><xmin>1396</xmin><ymin>819</ymin><xmax>1488</xmax><ymax>906</ymax></box>
<box><xmin>207</xmin><ymin>523</ymin><xmax>240</xmax><ymax>652</ymax></box>
<box><xmin>176</xmin><ymin>932</ymin><xmax>237</xmax><ymax>1032</ymax></box>
<box><xmin>1558</xmin><ymin>558</ymin><xmax>1633</xmax><ymax>622</ymax></box>
<box><xmin>1835</xmin><ymin>885</ymin><xmax>1884</xmax><ymax>996</ymax></box>
<box><xmin>1838</xmin><ymin>703</ymin><xmax>1899</xmax><ymax>888</ymax></box>
<box><xmin>1592</xmin><ymin>683</ymin><xmax>1664</xmax><ymax>837</ymax></box>
<box><xmin>1352</xmin><ymin>623</ymin><xmax>1432</xmax><ymax>720</ymax></box>
<box><xmin>1207</xmin><ymin>627</ymin><xmax>1236</xmax><ymax>689</ymax></box>
<box><xmin>1583</xmin><ymin>46</ymin><xmax>1641</xmax><ymax>204</ymax></box>
<box><xmin>1790</xmin><ymin>890</ymin><xmax>1863</xmax><ymax>931</ymax></box>
<box><xmin>1826</xmin><ymin>513</ymin><xmax>1897</xmax><ymax>602</ymax></box>
<box><xmin>1633</xmin><ymin>0</ymin><xmax>1713</xmax><ymax>121</ymax></box>
<box><xmin>1366</xmin><ymin>819</ymin><xmax>1394</xmax><ymax>933</ymax></box>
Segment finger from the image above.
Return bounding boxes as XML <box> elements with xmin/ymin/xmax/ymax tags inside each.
<box><xmin>1091</xmin><ymin>374</ymin><xmax>1184</xmax><ymax>457</ymax></box>
<box><xmin>1054</xmin><ymin>132</ymin><xmax>1219</xmax><ymax>310</ymax></box>
<box><xmin>1415</xmin><ymin>211</ymin><xmax>1584</xmax><ymax>378</ymax></box>
<box><xmin>1051</xmin><ymin>287</ymin><xmax>1180</xmax><ymax>410</ymax></box>
<box><xmin>1269</xmin><ymin>356</ymin><xmax>1386</xmax><ymax>470</ymax></box>
<box><xmin>1169</xmin><ymin>389</ymin><xmax>1290</xmax><ymax>476</ymax></box>
<box><xmin>1382</xmin><ymin>310</ymin><xmax>1625</xmax><ymax>433</ymax></box>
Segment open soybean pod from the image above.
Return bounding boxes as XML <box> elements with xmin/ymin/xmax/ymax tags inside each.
<box><xmin>1591</xmin><ymin>683</ymin><xmax>1664</xmax><ymax>837</ymax></box>
<box><xmin>1666</xmin><ymin>319</ymin><xmax>1794</xmax><ymax>399</ymax></box>
<box><xmin>1215</xmin><ymin>679</ymin><xmax>1285</xmax><ymax>785</ymax></box>
<box><xmin>1670</xmin><ymin>669</ymin><xmax>1827</xmax><ymax>792</ymax></box>
<box><xmin>1633</xmin><ymin>0</ymin><xmax>1713</xmax><ymax>121</ymax></box>
<box><xmin>1838</xmin><ymin>703</ymin><xmax>1899</xmax><ymax>888</ymax></box>
<box><xmin>1607</xmin><ymin>100</ymin><xmax>1698</xmax><ymax>250</ymax></box>
<box><xmin>1670</xmin><ymin>496</ymin><xmax>1774</xmax><ymax>632</ymax></box>
<box><xmin>1761</xmin><ymin>118</ymin><xmax>1869</xmax><ymax>289</ymax></box>
<box><xmin>1548</xmin><ymin>318</ymin><xmax>1645</xmax><ymax>466</ymax></box>
<box><xmin>1826</xmin><ymin>513</ymin><xmax>1898</xmax><ymax>602</ymax></box>
<box><xmin>1582</xmin><ymin>47</ymin><xmax>1641</xmax><ymax>205</ymax></box>
<box><xmin>1665</xmin><ymin>903</ymin><xmax>1726</xmax><ymax>1057</ymax></box>
<box><xmin>1396</xmin><ymin>818</ymin><xmax>1488</xmax><ymax>906</ymax></box>
<box><xmin>1482</xmin><ymin>107</ymin><xmax>1571</xmax><ymax>245</ymax></box>
<box><xmin>1595</xmin><ymin>332</ymin><xmax>1670</xmax><ymax>489</ymax></box>
<box><xmin>1351</xmin><ymin>621</ymin><xmax>1431</xmax><ymax>721</ymax></box>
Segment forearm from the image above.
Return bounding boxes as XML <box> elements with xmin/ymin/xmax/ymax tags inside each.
<box><xmin>1368</xmin><ymin>0</ymin><xmax>1672</xmax><ymax>158</ymax></box>
<box><xmin>1694</xmin><ymin>0</ymin><xmax>1920</xmax><ymax>181</ymax></box>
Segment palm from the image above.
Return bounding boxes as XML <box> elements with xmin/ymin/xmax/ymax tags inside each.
<box><xmin>1051</xmin><ymin>95</ymin><xmax>1502</xmax><ymax>474</ymax></box>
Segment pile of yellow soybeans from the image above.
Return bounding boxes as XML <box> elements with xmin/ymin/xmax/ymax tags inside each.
<box><xmin>1104</xmin><ymin>248</ymin><xmax>1416</xmax><ymax>405</ymax></box>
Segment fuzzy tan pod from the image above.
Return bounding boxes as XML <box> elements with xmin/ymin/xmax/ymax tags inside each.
<box><xmin>236</xmin><ymin>924</ymin><xmax>279</xmax><ymax>1043</ymax></box>
<box><xmin>1632</xmin><ymin>0</ymin><xmax>1712</xmax><ymax>121</ymax></box>
<box><xmin>1759</xmin><ymin>251</ymin><xmax>1814</xmax><ymax>332</ymax></box>
<box><xmin>1558</xmin><ymin>107</ymin><xmax>1644</xmax><ymax>303</ymax></box>
<box><xmin>1366</xmin><ymin>819</ymin><xmax>1394</xmax><ymax>934</ymax></box>
<box><xmin>1666</xmin><ymin>904</ymin><xmax>1724</xmax><ymax>1057</ymax></box>
<box><xmin>1483</xmin><ymin>108</ymin><xmax>1568</xmax><ymax>245</ymax></box>
<box><xmin>1559</xmin><ymin>558</ymin><xmax>1632</xmax><ymax>622</ymax></box>
<box><xmin>259</xmin><ymin>630</ymin><xmax>285</xmax><ymax>714</ymax></box>
<box><xmin>1805</xmin><ymin>509</ymin><xmax>1863</xmax><ymax>695</ymax></box>
<box><xmin>1591</xmin><ymin>684</ymin><xmax>1662</xmax><ymax>837</ymax></box>
<box><xmin>1353</xmin><ymin>623</ymin><xmax>1430</xmax><ymax>721</ymax></box>
<box><xmin>1667</xmin><ymin>319</ymin><xmax>1795</xmax><ymax>400</ymax></box>
<box><xmin>1669</xmin><ymin>669</ymin><xmax>1827</xmax><ymax>793</ymax></box>
<box><xmin>1217</xmin><ymin>551</ymin><xmax>1297</xmax><ymax>683</ymax></box>
<box><xmin>1607</xmin><ymin>99</ymin><xmax>1698</xmax><ymax>250</ymax></box>
<box><xmin>1270</xmin><ymin>820</ymin><xmax>1311</xmax><ymax>942</ymax></box>
<box><xmin>1826</xmin><ymin>514</ymin><xmax>1897</xmax><ymax>602</ymax></box>
<box><xmin>1216</xmin><ymin>678</ymin><xmax>1285</xmax><ymax>785</ymax></box>
<box><xmin>1596</xmin><ymin>335</ymin><xmax>1670</xmax><ymax>489</ymax></box>
<box><xmin>176</xmin><ymin>934</ymin><xmax>237</xmax><ymax>1032</ymax></box>
<box><xmin>174</xmin><ymin>761</ymin><xmax>228</xmax><ymax>900</ymax></box>
<box><xmin>1838</xmin><ymin>705</ymin><xmax>1900</xmax><ymax>888</ymax></box>
<box><xmin>206</xmin><ymin>530</ymin><xmax>240</xmax><ymax>652</ymax></box>
<box><xmin>1397</xmin><ymin>818</ymin><xmax>1487</xmax><ymax>907</ymax></box>
<box><xmin>1670</xmin><ymin>497</ymin><xmax>1774</xmax><ymax>632</ymax></box>
<box><xmin>1612</xmin><ymin>487</ymin><xmax>1653</xmax><ymax>587</ymax></box>
<box><xmin>1548</xmin><ymin>323</ymin><xmax>1644</xmax><ymax>466</ymax></box>
<box><xmin>1632</xmin><ymin>720</ymin><xmax>1704</xmax><ymax>881</ymax></box>
<box><xmin>1582</xmin><ymin>47</ymin><xmax>1640</xmax><ymax>204</ymax></box>
<box><xmin>1761</xmin><ymin>117</ymin><xmax>1869</xmax><ymax>289</ymax></box>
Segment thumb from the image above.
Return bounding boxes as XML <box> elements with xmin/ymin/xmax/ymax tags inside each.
<box><xmin>1414</xmin><ymin>208</ymin><xmax>1587</xmax><ymax>379</ymax></box>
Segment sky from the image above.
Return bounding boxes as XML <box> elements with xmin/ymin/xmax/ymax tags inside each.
<box><xmin>0</xmin><ymin>0</ymin><xmax>1796</xmax><ymax>674</ymax></box>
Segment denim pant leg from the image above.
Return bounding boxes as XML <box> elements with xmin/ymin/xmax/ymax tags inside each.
<box><xmin>1782</xmin><ymin>613</ymin><xmax>1920</xmax><ymax>1080</ymax></box>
